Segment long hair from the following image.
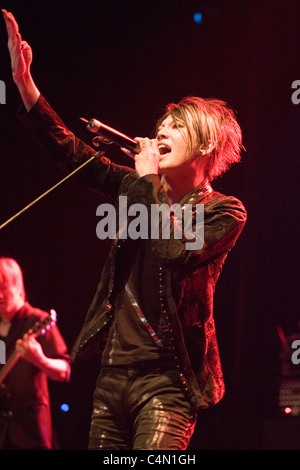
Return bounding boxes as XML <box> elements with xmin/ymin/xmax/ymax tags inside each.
<box><xmin>0</xmin><ymin>257</ymin><xmax>26</xmax><ymax>300</ymax></box>
<box><xmin>155</xmin><ymin>96</ymin><xmax>244</xmax><ymax>181</ymax></box>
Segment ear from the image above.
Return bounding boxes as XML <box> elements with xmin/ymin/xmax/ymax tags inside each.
<box><xmin>200</xmin><ymin>140</ymin><xmax>214</xmax><ymax>156</ymax></box>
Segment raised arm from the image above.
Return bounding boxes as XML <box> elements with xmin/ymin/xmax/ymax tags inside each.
<box><xmin>2</xmin><ymin>9</ymin><xmax>40</xmax><ymax>111</ymax></box>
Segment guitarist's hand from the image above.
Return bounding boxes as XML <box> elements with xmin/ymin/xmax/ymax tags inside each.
<box><xmin>15</xmin><ymin>332</ymin><xmax>70</xmax><ymax>381</ymax></box>
<box><xmin>16</xmin><ymin>333</ymin><xmax>44</xmax><ymax>367</ymax></box>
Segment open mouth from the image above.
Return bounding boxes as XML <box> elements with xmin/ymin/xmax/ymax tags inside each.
<box><xmin>158</xmin><ymin>145</ymin><xmax>171</xmax><ymax>155</ymax></box>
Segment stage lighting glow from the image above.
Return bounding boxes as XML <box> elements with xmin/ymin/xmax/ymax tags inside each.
<box><xmin>60</xmin><ymin>403</ymin><xmax>70</xmax><ymax>412</ymax></box>
<box><xmin>284</xmin><ymin>406</ymin><xmax>292</xmax><ymax>414</ymax></box>
<box><xmin>193</xmin><ymin>12</ymin><xmax>203</xmax><ymax>24</ymax></box>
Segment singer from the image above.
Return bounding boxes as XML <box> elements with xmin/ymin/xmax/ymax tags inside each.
<box><xmin>2</xmin><ymin>10</ymin><xmax>246</xmax><ymax>450</ymax></box>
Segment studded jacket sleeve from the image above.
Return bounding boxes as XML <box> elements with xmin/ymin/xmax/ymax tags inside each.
<box><xmin>17</xmin><ymin>94</ymin><xmax>133</xmax><ymax>204</ymax></box>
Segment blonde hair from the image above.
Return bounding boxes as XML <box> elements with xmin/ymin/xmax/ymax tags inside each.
<box><xmin>0</xmin><ymin>257</ymin><xmax>26</xmax><ymax>300</ymax></box>
<box><xmin>155</xmin><ymin>96</ymin><xmax>244</xmax><ymax>181</ymax></box>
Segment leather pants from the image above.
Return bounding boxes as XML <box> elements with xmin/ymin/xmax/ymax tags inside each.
<box><xmin>88</xmin><ymin>365</ymin><xmax>197</xmax><ymax>450</ymax></box>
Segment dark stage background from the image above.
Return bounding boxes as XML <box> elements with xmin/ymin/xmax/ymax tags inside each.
<box><xmin>0</xmin><ymin>0</ymin><xmax>299</xmax><ymax>450</ymax></box>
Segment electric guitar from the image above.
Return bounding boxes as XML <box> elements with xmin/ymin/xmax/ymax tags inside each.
<box><xmin>0</xmin><ymin>309</ymin><xmax>57</xmax><ymax>385</ymax></box>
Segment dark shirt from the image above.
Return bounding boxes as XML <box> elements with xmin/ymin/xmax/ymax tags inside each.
<box><xmin>102</xmin><ymin>239</ymin><xmax>176</xmax><ymax>366</ymax></box>
<box><xmin>0</xmin><ymin>302</ymin><xmax>70</xmax><ymax>450</ymax></box>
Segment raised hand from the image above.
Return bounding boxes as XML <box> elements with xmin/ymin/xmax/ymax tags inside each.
<box><xmin>2</xmin><ymin>9</ymin><xmax>33</xmax><ymax>84</ymax></box>
<box><xmin>2</xmin><ymin>9</ymin><xmax>40</xmax><ymax>110</ymax></box>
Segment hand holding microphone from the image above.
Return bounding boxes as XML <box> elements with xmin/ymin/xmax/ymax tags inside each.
<box><xmin>80</xmin><ymin>117</ymin><xmax>160</xmax><ymax>177</ymax></box>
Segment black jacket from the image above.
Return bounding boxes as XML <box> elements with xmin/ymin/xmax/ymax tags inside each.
<box><xmin>18</xmin><ymin>95</ymin><xmax>247</xmax><ymax>408</ymax></box>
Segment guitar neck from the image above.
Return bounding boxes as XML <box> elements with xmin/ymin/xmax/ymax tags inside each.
<box><xmin>0</xmin><ymin>350</ymin><xmax>21</xmax><ymax>385</ymax></box>
<box><xmin>0</xmin><ymin>310</ymin><xmax>56</xmax><ymax>385</ymax></box>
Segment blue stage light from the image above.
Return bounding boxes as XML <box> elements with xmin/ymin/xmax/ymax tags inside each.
<box><xmin>193</xmin><ymin>12</ymin><xmax>203</xmax><ymax>24</ymax></box>
<box><xmin>60</xmin><ymin>403</ymin><xmax>69</xmax><ymax>412</ymax></box>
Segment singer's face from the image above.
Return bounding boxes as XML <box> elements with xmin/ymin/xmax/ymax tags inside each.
<box><xmin>156</xmin><ymin>115</ymin><xmax>195</xmax><ymax>175</ymax></box>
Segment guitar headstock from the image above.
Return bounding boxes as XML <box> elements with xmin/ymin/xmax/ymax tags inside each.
<box><xmin>30</xmin><ymin>309</ymin><xmax>57</xmax><ymax>338</ymax></box>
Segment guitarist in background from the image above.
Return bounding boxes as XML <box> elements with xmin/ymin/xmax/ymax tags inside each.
<box><xmin>0</xmin><ymin>257</ymin><xmax>71</xmax><ymax>450</ymax></box>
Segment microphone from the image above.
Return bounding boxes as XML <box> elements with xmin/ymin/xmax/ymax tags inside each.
<box><xmin>80</xmin><ymin>117</ymin><xmax>140</xmax><ymax>154</ymax></box>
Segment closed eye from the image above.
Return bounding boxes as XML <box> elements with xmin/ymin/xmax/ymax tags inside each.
<box><xmin>173</xmin><ymin>119</ymin><xmax>185</xmax><ymax>129</ymax></box>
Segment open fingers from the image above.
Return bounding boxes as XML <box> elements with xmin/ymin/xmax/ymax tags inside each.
<box><xmin>2</xmin><ymin>9</ymin><xmax>13</xmax><ymax>38</ymax></box>
<box><xmin>2</xmin><ymin>10</ymin><xmax>19</xmax><ymax>38</ymax></box>
<box><xmin>2</xmin><ymin>10</ymin><xmax>23</xmax><ymax>54</ymax></box>
<box><xmin>2</xmin><ymin>9</ymin><xmax>19</xmax><ymax>34</ymax></box>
